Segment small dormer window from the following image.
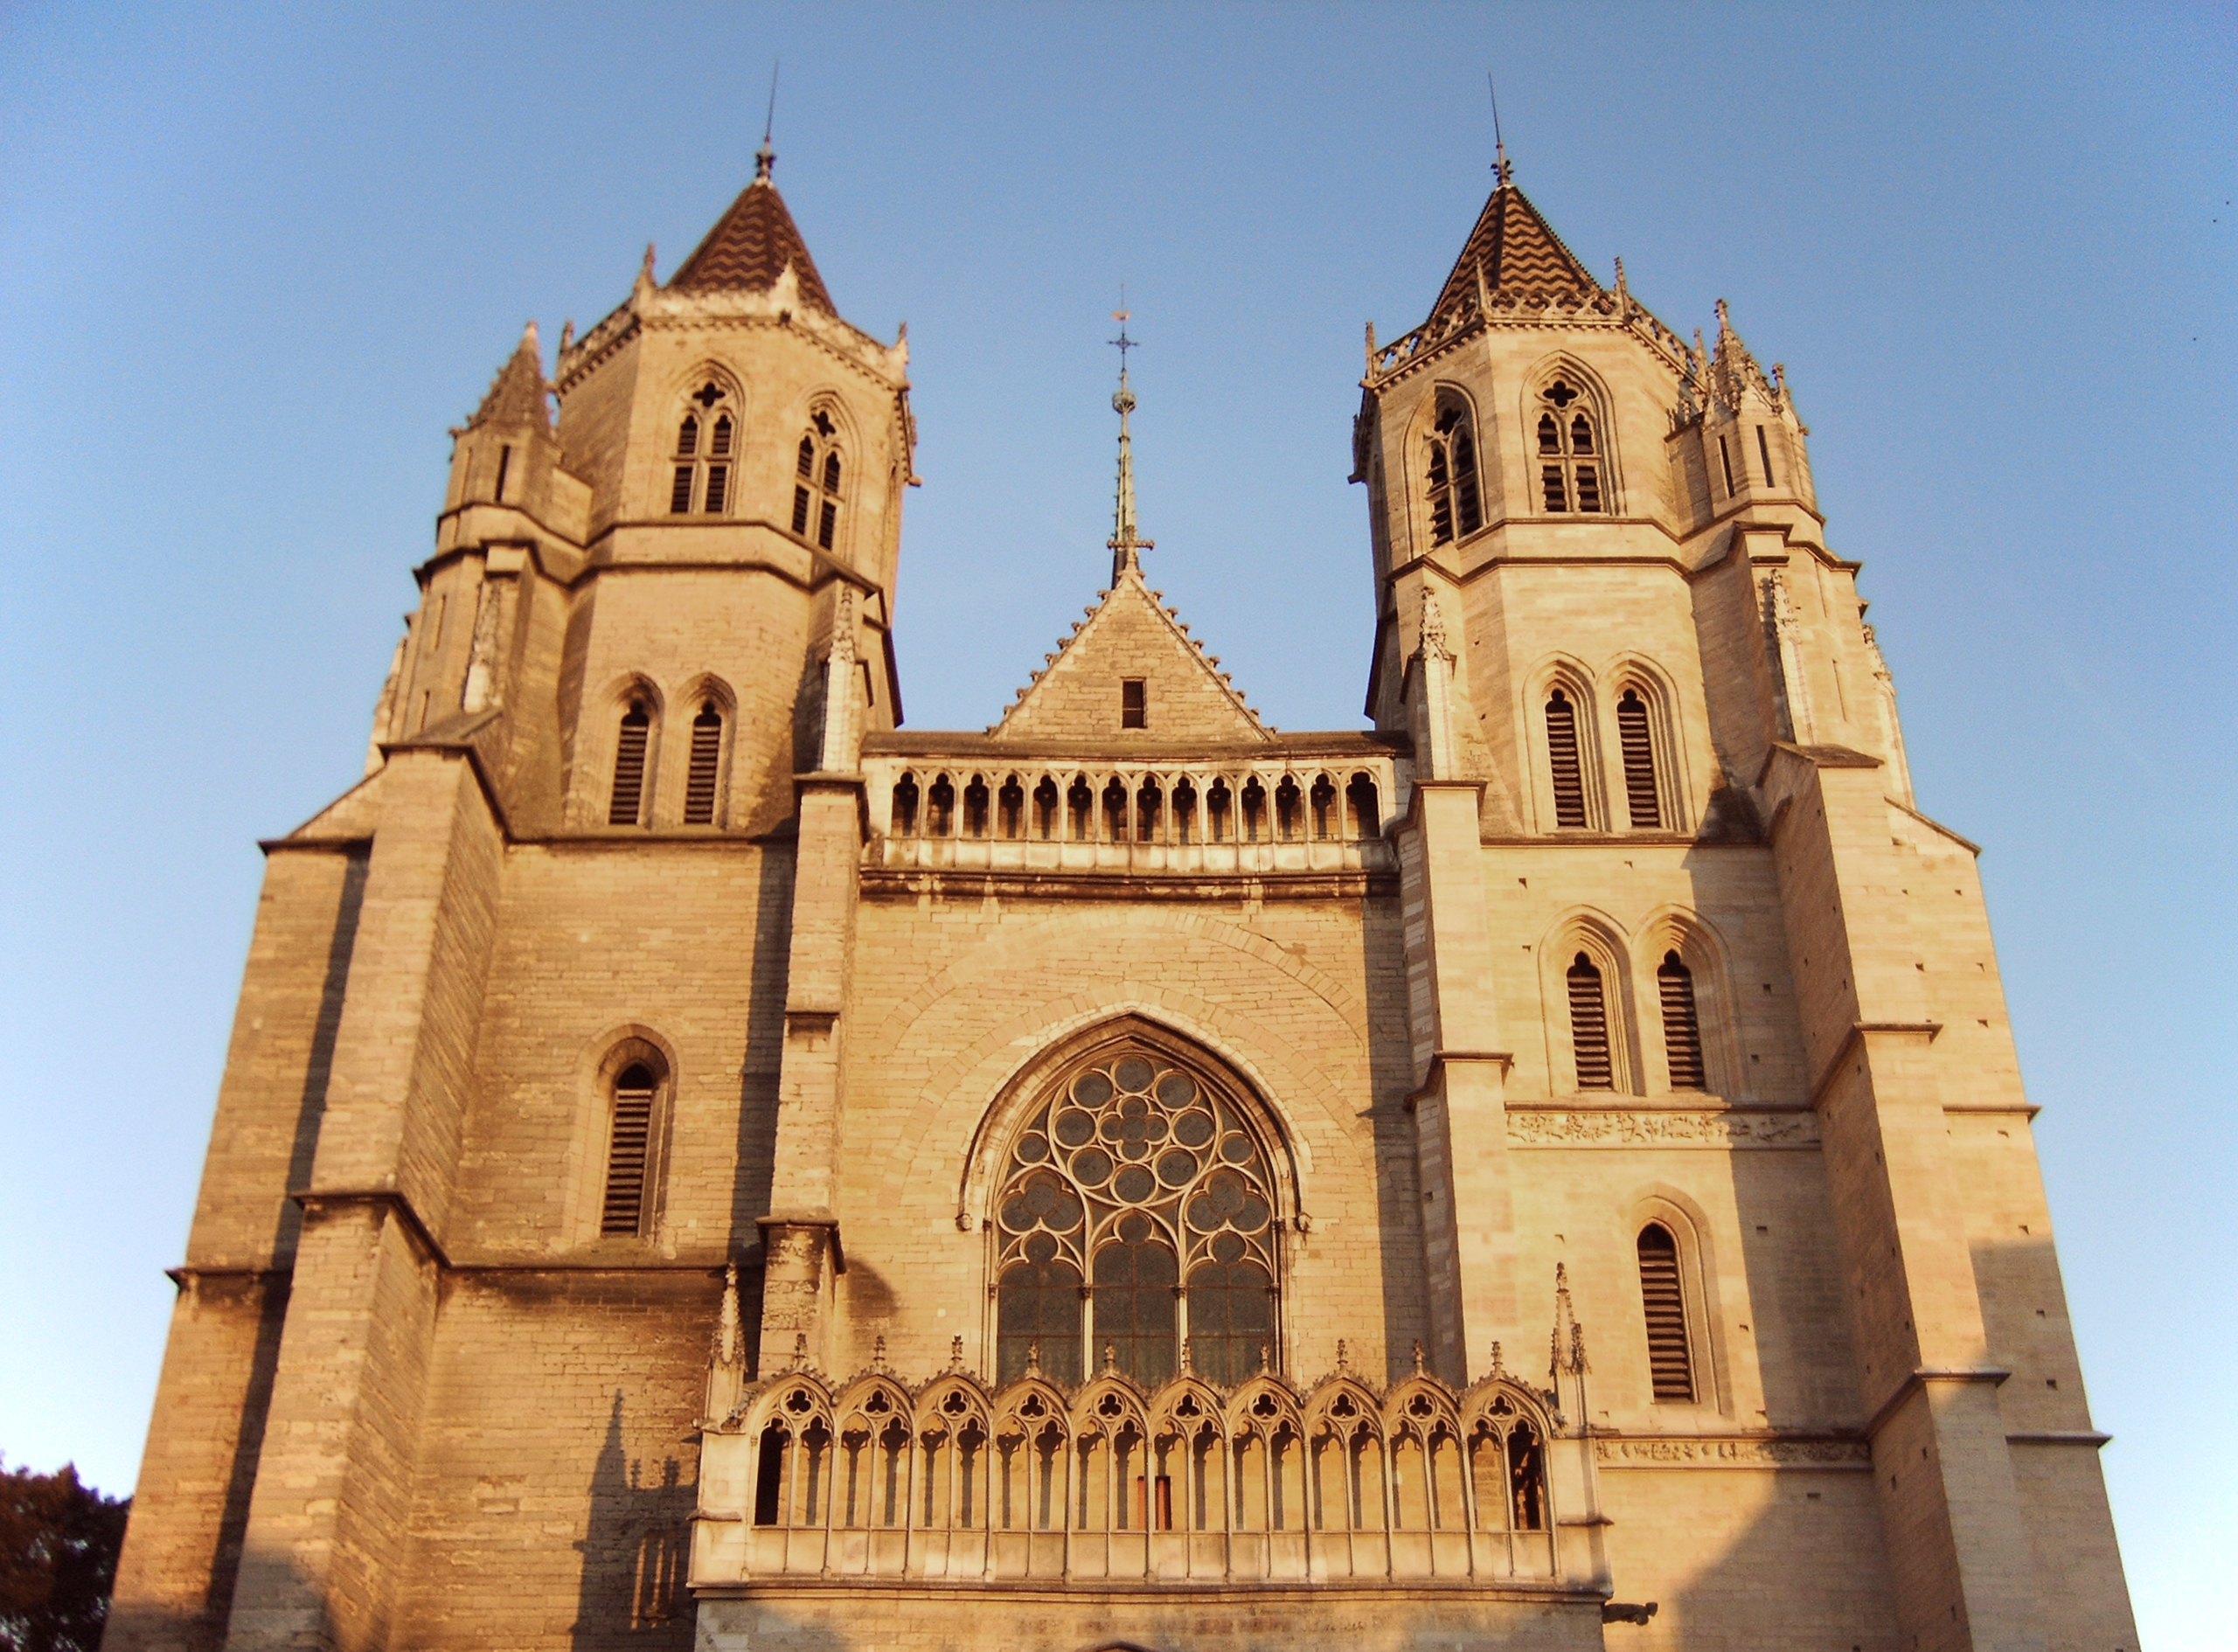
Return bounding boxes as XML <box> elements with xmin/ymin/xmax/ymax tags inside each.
<box><xmin>1536</xmin><ymin>379</ymin><xmax>1603</xmax><ymax>514</ymax></box>
<box><xmin>1425</xmin><ymin>396</ymin><xmax>1483</xmax><ymax>545</ymax></box>
<box><xmin>670</xmin><ymin>383</ymin><xmax>733</xmax><ymax>515</ymax></box>
<box><xmin>792</xmin><ymin>410</ymin><xmax>844</xmax><ymax>550</ymax></box>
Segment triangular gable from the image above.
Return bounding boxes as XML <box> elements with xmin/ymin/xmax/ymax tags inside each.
<box><xmin>1425</xmin><ymin>182</ymin><xmax>1600</xmax><ymax>330</ymax></box>
<box><xmin>992</xmin><ymin>571</ymin><xmax>1272</xmax><ymax>744</ymax></box>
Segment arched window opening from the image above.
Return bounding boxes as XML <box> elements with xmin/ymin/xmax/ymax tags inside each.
<box><xmin>683</xmin><ymin>701</ymin><xmax>723</xmax><ymax>825</ymax></box>
<box><xmin>1536</xmin><ymin>379</ymin><xmax>1603</xmax><ymax>515</ymax></box>
<box><xmin>1544</xmin><ymin>690</ymin><xmax>1588</xmax><ymax>829</ymax></box>
<box><xmin>1424</xmin><ymin>399</ymin><xmax>1484</xmax><ymax>545</ymax></box>
<box><xmin>997</xmin><ymin>774</ymin><xmax>1025</xmax><ymax>838</ymax></box>
<box><xmin>791</xmin><ymin>410</ymin><xmax>844</xmax><ymax>549</ymax></box>
<box><xmin>1032</xmin><ymin>776</ymin><xmax>1059</xmax><ymax>840</ymax></box>
<box><xmin>1309</xmin><ymin>775</ymin><xmax>1338</xmax><ymax>840</ymax></box>
<box><xmin>670</xmin><ymin>382</ymin><xmax>733</xmax><ymax>515</ymax></box>
<box><xmin>753</xmin><ymin>1422</ymin><xmax>788</xmax><ymax>1524</ymax></box>
<box><xmin>1172</xmin><ymin>778</ymin><xmax>1199</xmax><ymax>844</ymax></box>
<box><xmin>1616</xmin><ymin>688</ymin><xmax>1661</xmax><ymax>829</ymax></box>
<box><xmin>1067</xmin><ymin>776</ymin><xmax>1094</xmax><ymax>841</ymax></box>
<box><xmin>1102</xmin><ymin>777</ymin><xmax>1129</xmax><ymax>843</ymax></box>
<box><xmin>1241</xmin><ymin>779</ymin><xmax>1267</xmax><ymax>843</ymax></box>
<box><xmin>1345</xmin><ymin>774</ymin><xmax>1380</xmax><ymax>839</ymax></box>
<box><xmin>963</xmin><ymin>774</ymin><xmax>990</xmax><ymax>838</ymax></box>
<box><xmin>1567</xmin><ymin>954</ymin><xmax>1613</xmax><ymax>1090</ymax></box>
<box><xmin>891</xmin><ymin>773</ymin><xmax>921</xmax><ymax>837</ymax></box>
<box><xmin>927</xmin><ymin>774</ymin><xmax>956</xmax><ymax>836</ymax></box>
<box><xmin>1658</xmin><ymin>952</ymin><xmax>1706</xmax><ymax>1091</ymax></box>
<box><xmin>1136</xmin><ymin>776</ymin><xmax>1163</xmax><ymax>842</ymax></box>
<box><xmin>608</xmin><ymin>701</ymin><xmax>651</xmax><ymax>826</ymax></box>
<box><xmin>601</xmin><ymin>1061</ymin><xmax>658</xmax><ymax>1235</ymax></box>
<box><xmin>1275</xmin><ymin>777</ymin><xmax>1302</xmax><ymax>842</ymax></box>
<box><xmin>1506</xmin><ymin>1423</ymin><xmax>1546</xmax><ymax>1529</ymax></box>
<box><xmin>1637</xmin><ymin>1223</ymin><xmax>1694</xmax><ymax>1399</ymax></box>
<box><xmin>993</xmin><ymin>1046</ymin><xmax>1280</xmax><ymax>1388</ymax></box>
<box><xmin>1206</xmin><ymin>780</ymin><xmax>1232</xmax><ymax>843</ymax></box>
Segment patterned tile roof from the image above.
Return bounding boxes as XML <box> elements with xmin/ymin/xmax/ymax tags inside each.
<box><xmin>1424</xmin><ymin>182</ymin><xmax>1599</xmax><ymax>328</ymax></box>
<box><xmin>667</xmin><ymin>177</ymin><xmax>835</xmax><ymax>310</ymax></box>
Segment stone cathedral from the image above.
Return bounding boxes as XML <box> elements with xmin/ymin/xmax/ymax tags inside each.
<box><xmin>107</xmin><ymin>142</ymin><xmax>2136</xmax><ymax>1652</ymax></box>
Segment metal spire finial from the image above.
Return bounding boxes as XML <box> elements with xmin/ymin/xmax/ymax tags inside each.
<box><xmin>1107</xmin><ymin>296</ymin><xmax>1153</xmax><ymax>583</ymax></box>
<box><xmin>755</xmin><ymin>60</ymin><xmax>780</xmax><ymax>180</ymax></box>
<box><xmin>1488</xmin><ymin>73</ymin><xmax>1513</xmax><ymax>185</ymax></box>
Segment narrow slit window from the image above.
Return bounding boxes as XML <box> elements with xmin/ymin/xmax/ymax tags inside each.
<box><xmin>1544</xmin><ymin>690</ymin><xmax>1588</xmax><ymax>828</ymax></box>
<box><xmin>1121</xmin><ymin>678</ymin><xmax>1146</xmax><ymax>729</ymax></box>
<box><xmin>494</xmin><ymin>445</ymin><xmax>512</xmax><ymax>503</ymax></box>
<box><xmin>1616</xmin><ymin>689</ymin><xmax>1661</xmax><ymax>829</ymax></box>
<box><xmin>1567</xmin><ymin>953</ymin><xmax>1613</xmax><ymax>1090</ymax></box>
<box><xmin>608</xmin><ymin>702</ymin><xmax>651</xmax><ymax>826</ymax></box>
<box><xmin>1637</xmin><ymin>1224</ymin><xmax>1694</xmax><ymax>1399</ymax></box>
<box><xmin>1755</xmin><ymin>426</ymin><xmax>1776</xmax><ymax>488</ymax></box>
<box><xmin>1658</xmin><ymin>952</ymin><xmax>1706</xmax><ymax>1090</ymax></box>
<box><xmin>601</xmin><ymin>1064</ymin><xmax>657</xmax><ymax>1235</ymax></box>
<box><xmin>683</xmin><ymin>702</ymin><xmax>722</xmax><ymax>825</ymax></box>
<box><xmin>1717</xmin><ymin>434</ymin><xmax>1736</xmax><ymax>495</ymax></box>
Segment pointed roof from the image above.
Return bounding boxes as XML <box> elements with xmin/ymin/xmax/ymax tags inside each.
<box><xmin>667</xmin><ymin>176</ymin><xmax>834</xmax><ymax>310</ymax></box>
<box><xmin>1423</xmin><ymin>181</ymin><xmax>1599</xmax><ymax>330</ymax></box>
<box><xmin>467</xmin><ymin>321</ymin><xmax>550</xmax><ymax>430</ymax></box>
<box><xmin>992</xmin><ymin>569</ymin><xmax>1271</xmax><ymax>744</ymax></box>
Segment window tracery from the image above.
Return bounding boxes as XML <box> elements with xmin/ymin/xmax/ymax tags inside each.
<box><xmin>792</xmin><ymin>409</ymin><xmax>844</xmax><ymax>550</ymax></box>
<box><xmin>1424</xmin><ymin>396</ymin><xmax>1484</xmax><ymax>545</ymax></box>
<box><xmin>670</xmin><ymin>380</ymin><xmax>734</xmax><ymax>515</ymax></box>
<box><xmin>994</xmin><ymin>1048</ymin><xmax>1279</xmax><ymax>1387</ymax></box>
<box><xmin>1534</xmin><ymin>378</ymin><xmax>1603</xmax><ymax>514</ymax></box>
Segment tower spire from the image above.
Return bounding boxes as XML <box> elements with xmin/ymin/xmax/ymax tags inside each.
<box><xmin>1488</xmin><ymin>73</ymin><xmax>1513</xmax><ymax>185</ymax></box>
<box><xmin>756</xmin><ymin>60</ymin><xmax>779</xmax><ymax>180</ymax></box>
<box><xmin>1107</xmin><ymin>303</ymin><xmax>1152</xmax><ymax>584</ymax></box>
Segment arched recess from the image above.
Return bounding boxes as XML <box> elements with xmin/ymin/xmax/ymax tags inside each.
<box><xmin>658</xmin><ymin>364</ymin><xmax>746</xmax><ymax>517</ymax></box>
<box><xmin>1600</xmin><ymin>655</ymin><xmax>1689</xmax><ymax>833</ymax></box>
<box><xmin>1524</xmin><ymin>656</ymin><xmax>1608</xmax><ymax>833</ymax></box>
<box><xmin>790</xmin><ymin>391</ymin><xmax>858</xmax><ymax>559</ymax></box>
<box><xmin>570</xmin><ymin>1024</ymin><xmax>682</xmax><ymax>1246</ymax></box>
<box><xmin>1632</xmin><ymin>907</ymin><xmax>1741</xmax><ymax>1099</ymax></box>
<box><xmin>667</xmin><ymin>672</ymin><xmax>737</xmax><ymax>828</ymax></box>
<box><xmin>1617</xmin><ymin>1185</ymin><xmax>1730</xmax><ymax>1415</ymax></box>
<box><xmin>1537</xmin><ymin>911</ymin><xmax>1639</xmax><ymax>1095</ymax></box>
<box><xmin>964</xmin><ymin>1014</ymin><xmax>1301</xmax><ymax>1388</ymax></box>
<box><xmin>1517</xmin><ymin>353</ymin><xmax>1622</xmax><ymax>516</ymax></box>
<box><xmin>1407</xmin><ymin>381</ymin><xmax>1491</xmax><ymax>551</ymax></box>
<box><xmin>583</xmin><ymin>674</ymin><xmax>666</xmax><ymax>829</ymax></box>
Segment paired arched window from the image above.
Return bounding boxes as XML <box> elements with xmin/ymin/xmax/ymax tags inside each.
<box><xmin>1658</xmin><ymin>951</ymin><xmax>1706</xmax><ymax>1090</ymax></box>
<box><xmin>601</xmin><ymin>1060</ymin><xmax>661</xmax><ymax>1236</ymax></box>
<box><xmin>670</xmin><ymin>381</ymin><xmax>734</xmax><ymax>515</ymax></box>
<box><xmin>994</xmin><ymin>1046</ymin><xmax>1279</xmax><ymax>1387</ymax></box>
<box><xmin>608</xmin><ymin>700</ymin><xmax>652</xmax><ymax>826</ymax></box>
<box><xmin>1544</xmin><ymin>690</ymin><xmax>1588</xmax><ymax>828</ymax></box>
<box><xmin>1535</xmin><ymin>378</ymin><xmax>1602</xmax><ymax>514</ymax></box>
<box><xmin>683</xmin><ymin>700</ymin><xmax>725</xmax><ymax>825</ymax></box>
<box><xmin>791</xmin><ymin>410</ymin><xmax>844</xmax><ymax>550</ymax></box>
<box><xmin>1636</xmin><ymin>1223</ymin><xmax>1694</xmax><ymax>1400</ymax></box>
<box><xmin>1425</xmin><ymin>398</ymin><xmax>1483</xmax><ymax>545</ymax></box>
<box><xmin>1565</xmin><ymin>954</ymin><xmax>1614</xmax><ymax>1090</ymax></box>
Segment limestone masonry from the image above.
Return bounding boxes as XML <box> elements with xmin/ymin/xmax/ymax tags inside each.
<box><xmin>105</xmin><ymin>146</ymin><xmax>2135</xmax><ymax>1652</ymax></box>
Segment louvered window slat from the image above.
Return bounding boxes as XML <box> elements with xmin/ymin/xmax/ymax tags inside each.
<box><xmin>670</xmin><ymin>465</ymin><xmax>695</xmax><ymax>514</ymax></box>
<box><xmin>1541</xmin><ymin>465</ymin><xmax>1568</xmax><ymax>512</ymax></box>
<box><xmin>1575</xmin><ymin>463</ymin><xmax>1602</xmax><ymax>513</ymax></box>
<box><xmin>1617</xmin><ymin>690</ymin><xmax>1661</xmax><ymax>828</ymax></box>
<box><xmin>1659</xmin><ymin>951</ymin><xmax>1706</xmax><ymax>1090</ymax></box>
<box><xmin>684</xmin><ymin>707</ymin><xmax>722</xmax><ymax>825</ymax></box>
<box><xmin>1637</xmin><ymin>1225</ymin><xmax>1693</xmax><ymax>1400</ymax></box>
<box><xmin>601</xmin><ymin>1071</ymin><xmax>657</xmax><ymax>1235</ymax></box>
<box><xmin>608</xmin><ymin>706</ymin><xmax>650</xmax><ymax>825</ymax></box>
<box><xmin>1545</xmin><ymin>692</ymin><xmax>1588</xmax><ymax>828</ymax></box>
<box><xmin>1567</xmin><ymin>954</ymin><xmax>1613</xmax><ymax>1090</ymax></box>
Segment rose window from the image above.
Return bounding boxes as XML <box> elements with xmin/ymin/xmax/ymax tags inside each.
<box><xmin>994</xmin><ymin>1050</ymin><xmax>1279</xmax><ymax>1387</ymax></box>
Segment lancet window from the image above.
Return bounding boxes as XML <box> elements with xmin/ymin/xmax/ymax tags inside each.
<box><xmin>669</xmin><ymin>381</ymin><xmax>734</xmax><ymax>515</ymax></box>
<box><xmin>994</xmin><ymin>1047</ymin><xmax>1279</xmax><ymax>1387</ymax></box>
<box><xmin>1616</xmin><ymin>688</ymin><xmax>1661</xmax><ymax>829</ymax></box>
<box><xmin>1637</xmin><ymin>1223</ymin><xmax>1694</xmax><ymax>1400</ymax></box>
<box><xmin>600</xmin><ymin>1061</ymin><xmax>660</xmax><ymax>1236</ymax></box>
<box><xmin>1566</xmin><ymin>954</ymin><xmax>1614</xmax><ymax>1090</ymax></box>
<box><xmin>1544</xmin><ymin>690</ymin><xmax>1588</xmax><ymax>829</ymax></box>
<box><xmin>608</xmin><ymin>700</ymin><xmax>652</xmax><ymax>826</ymax></box>
<box><xmin>1535</xmin><ymin>378</ymin><xmax>1603</xmax><ymax>514</ymax></box>
<box><xmin>791</xmin><ymin>409</ymin><xmax>844</xmax><ymax>550</ymax></box>
<box><xmin>1424</xmin><ymin>397</ymin><xmax>1484</xmax><ymax>545</ymax></box>
<box><xmin>1658</xmin><ymin>952</ymin><xmax>1706</xmax><ymax>1090</ymax></box>
<box><xmin>683</xmin><ymin>700</ymin><xmax>724</xmax><ymax>825</ymax></box>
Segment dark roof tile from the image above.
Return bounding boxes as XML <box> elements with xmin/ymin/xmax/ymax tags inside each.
<box><xmin>667</xmin><ymin>177</ymin><xmax>834</xmax><ymax>309</ymax></box>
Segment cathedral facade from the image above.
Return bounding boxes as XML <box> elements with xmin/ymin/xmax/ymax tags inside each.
<box><xmin>106</xmin><ymin>149</ymin><xmax>2135</xmax><ymax>1652</ymax></box>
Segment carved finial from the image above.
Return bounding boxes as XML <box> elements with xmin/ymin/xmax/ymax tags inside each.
<box><xmin>559</xmin><ymin>318</ymin><xmax>575</xmax><ymax>354</ymax></box>
<box><xmin>1570</xmin><ymin>1320</ymin><xmax>1590</xmax><ymax>1377</ymax></box>
<box><xmin>1475</xmin><ymin>256</ymin><xmax>1491</xmax><ymax>316</ymax></box>
<box><xmin>1364</xmin><ymin>319</ymin><xmax>1379</xmax><ymax>377</ymax></box>
<box><xmin>949</xmin><ymin>1335</ymin><xmax>964</xmax><ymax>1373</ymax></box>
<box><xmin>713</xmin><ymin>1261</ymin><xmax>740</xmax><ymax>1367</ymax></box>
<box><xmin>1260</xmin><ymin>1342</ymin><xmax>1272</xmax><ymax>1374</ymax></box>
<box><xmin>790</xmin><ymin>1331</ymin><xmax>808</xmax><ymax>1371</ymax></box>
<box><xmin>1335</xmin><ymin>1338</ymin><xmax>1349</xmax><ymax>1375</ymax></box>
<box><xmin>1412</xmin><ymin>1339</ymin><xmax>1425</xmax><ymax>1378</ymax></box>
<box><xmin>1179</xmin><ymin>1337</ymin><xmax>1193</xmax><ymax>1376</ymax></box>
<box><xmin>872</xmin><ymin>1334</ymin><xmax>888</xmax><ymax>1373</ymax></box>
<box><xmin>1613</xmin><ymin>256</ymin><xmax>1628</xmax><ymax>317</ymax></box>
<box><xmin>1417</xmin><ymin>588</ymin><xmax>1453</xmax><ymax>663</ymax></box>
<box><xmin>1104</xmin><ymin>1342</ymin><xmax>1119</xmax><ymax>1377</ymax></box>
<box><xmin>1025</xmin><ymin>1339</ymin><xmax>1042</xmax><ymax>1378</ymax></box>
<box><xmin>1490</xmin><ymin>1340</ymin><xmax>1505</xmax><ymax>1383</ymax></box>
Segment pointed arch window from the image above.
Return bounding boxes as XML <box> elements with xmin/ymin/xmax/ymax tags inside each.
<box><xmin>1616</xmin><ymin>688</ymin><xmax>1662</xmax><ymax>829</ymax></box>
<box><xmin>670</xmin><ymin>381</ymin><xmax>734</xmax><ymax>515</ymax></box>
<box><xmin>1544</xmin><ymin>690</ymin><xmax>1588</xmax><ymax>829</ymax></box>
<box><xmin>1566</xmin><ymin>954</ymin><xmax>1613</xmax><ymax>1090</ymax></box>
<box><xmin>683</xmin><ymin>701</ymin><xmax>724</xmax><ymax>825</ymax></box>
<box><xmin>1637</xmin><ymin>1223</ymin><xmax>1694</xmax><ymax>1399</ymax></box>
<box><xmin>1535</xmin><ymin>378</ymin><xmax>1603</xmax><ymax>514</ymax></box>
<box><xmin>993</xmin><ymin>1047</ymin><xmax>1280</xmax><ymax>1386</ymax></box>
<box><xmin>1425</xmin><ymin>398</ymin><xmax>1483</xmax><ymax>545</ymax></box>
<box><xmin>608</xmin><ymin>701</ymin><xmax>652</xmax><ymax>826</ymax></box>
<box><xmin>1658</xmin><ymin>952</ymin><xmax>1706</xmax><ymax>1091</ymax></box>
<box><xmin>601</xmin><ymin>1061</ymin><xmax>661</xmax><ymax>1236</ymax></box>
<box><xmin>792</xmin><ymin>410</ymin><xmax>844</xmax><ymax>550</ymax></box>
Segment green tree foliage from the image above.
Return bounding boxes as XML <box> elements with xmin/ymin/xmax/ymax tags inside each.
<box><xmin>0</xmin><ymin>1461</ymin><xmax>130</xmax><ymax>1652</ymax></box>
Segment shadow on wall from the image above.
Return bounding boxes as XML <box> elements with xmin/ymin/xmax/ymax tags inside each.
<box><xmin>729</xmin><ymin>847</ymin><xmax>796</xmax><ymax>1246</ymax></box>
<box><xmin>573</xmin><ymin>1392</ymin><xmax>695</xmax><ymax>1652</ymax></box>
<box><xmin>1359</xmin><ymin>893</ymin><xmax>1432</xmax><ymax>1382</ymax></box>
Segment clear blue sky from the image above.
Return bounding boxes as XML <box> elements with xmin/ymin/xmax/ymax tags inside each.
<box><xmin>2</xmin><ymin>3</ymin><xmax>2229</xmax><ymax>1642</ymax></box>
